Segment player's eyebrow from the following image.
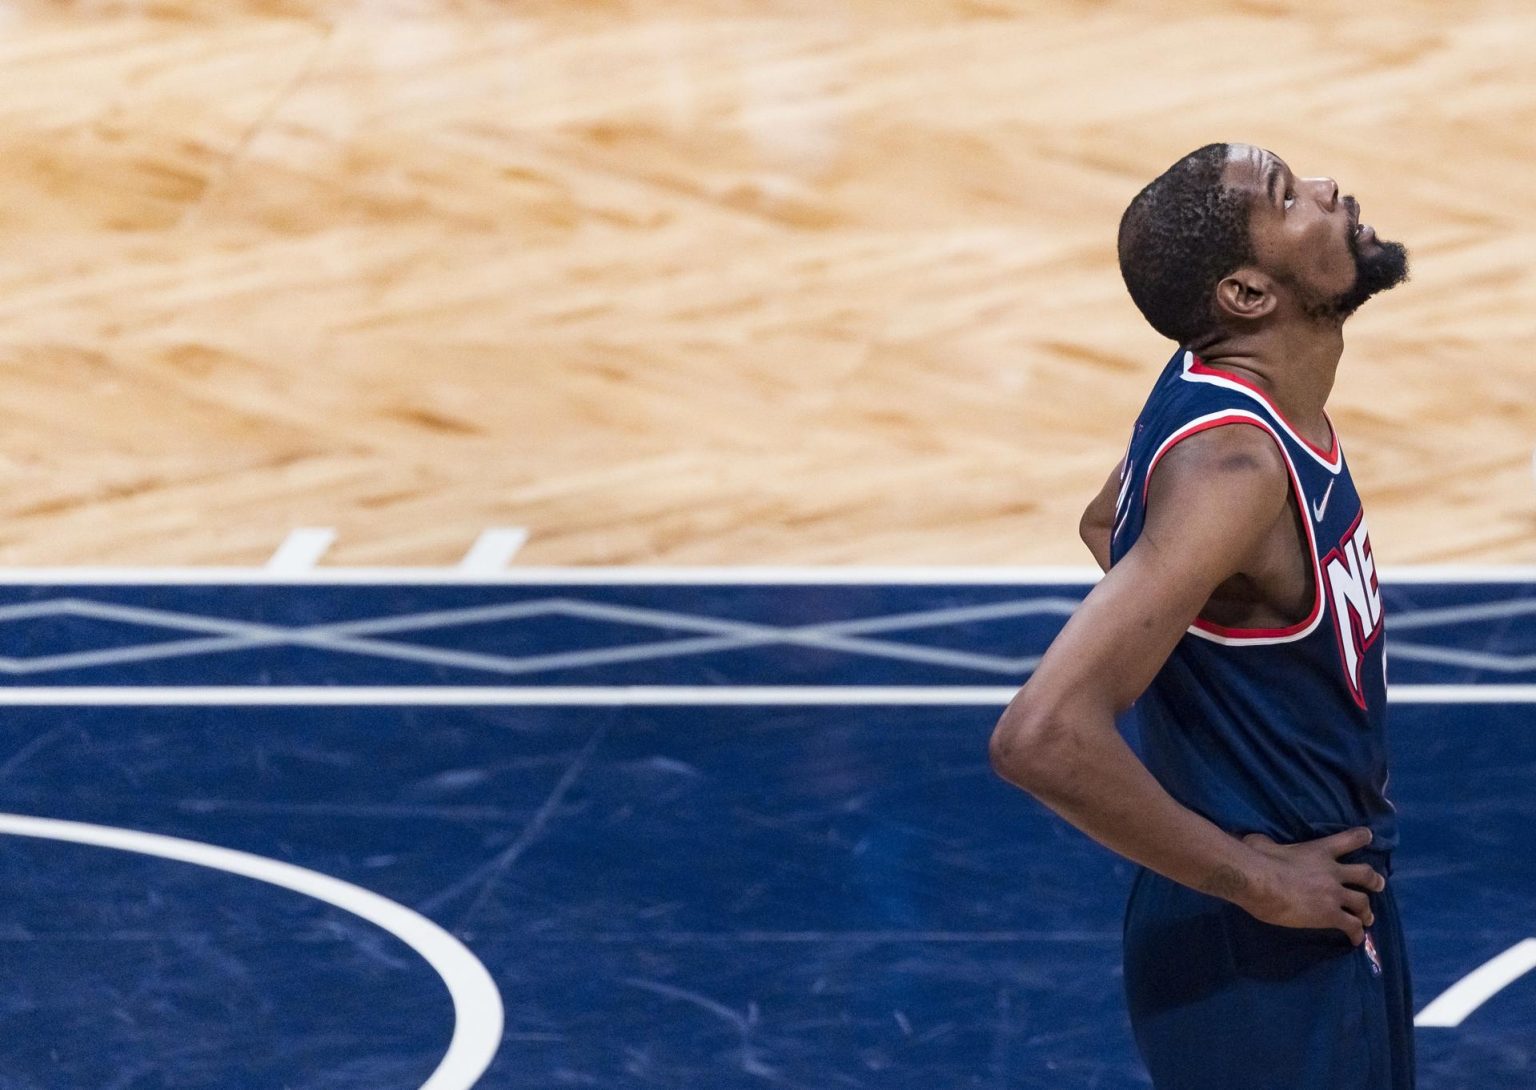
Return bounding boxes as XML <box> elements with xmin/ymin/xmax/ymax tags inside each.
<box><xmin>1264</xmin><ymin>160</ymin><xmax>1283</xmax><ymax>207</ymax></box>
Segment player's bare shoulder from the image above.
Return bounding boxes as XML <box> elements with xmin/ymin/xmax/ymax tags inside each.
<box><xmin>1145</xmin><ymin>422</ymin><xmax>1291</xmax><ymax>532</ymax></box>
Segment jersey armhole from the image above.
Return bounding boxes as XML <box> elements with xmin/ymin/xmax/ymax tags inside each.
<box><xmin>1141</xmin><ymin>412</ymin><xmax>1325</xmax><ymax>645</ymax></box>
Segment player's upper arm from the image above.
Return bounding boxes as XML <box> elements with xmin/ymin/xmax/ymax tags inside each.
<box><xmin>1012</xmin><ymin>423</ymin><xmax>1291</xmax><ymax>726</ymax></box>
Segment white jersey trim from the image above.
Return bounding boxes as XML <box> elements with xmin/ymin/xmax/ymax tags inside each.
<box><xmin>1140</xmin><ymin>407</ymin><xmax>1327</xmax><ymax>647</ymax></box>
<box><xmin>1178</xmin><ymin>350</ymin><xmax>1344</xmax><ymax>475</ymax></box>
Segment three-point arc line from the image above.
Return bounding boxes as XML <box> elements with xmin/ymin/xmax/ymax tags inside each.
<box><xmin>0</xmin><ymin>813</ymin><xmax>505</xmax><ymax>1090</ymax></box>
<box><xmin>1415</xmin><ymin>939</ymin><xmax>1536</xmax><ymax>1028</ymax></box>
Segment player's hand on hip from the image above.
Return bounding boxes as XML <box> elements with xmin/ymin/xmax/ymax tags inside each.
<box><xmin>1233</xmin><ymin>827</ymin><xmax>1387</xmax><ymax>945</ymax></box>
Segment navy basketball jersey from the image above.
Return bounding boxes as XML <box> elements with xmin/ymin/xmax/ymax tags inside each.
<box><xmin>1111</xmin><ymin>349</ymin><xmax>1397</xmax><ymax>850</ymax></box>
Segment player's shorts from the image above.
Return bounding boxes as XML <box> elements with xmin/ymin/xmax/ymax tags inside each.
<box><xmin>1122</xmin><ymin>849</ymin><xmax>1413</xmax><ymax>1090</ymax></box>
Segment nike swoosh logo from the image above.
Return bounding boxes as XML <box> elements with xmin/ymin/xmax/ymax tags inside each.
<box><xmin>1312</xmin><ymin>479</ymin><xmax>1335</xmax><ymax>522</ymax></box>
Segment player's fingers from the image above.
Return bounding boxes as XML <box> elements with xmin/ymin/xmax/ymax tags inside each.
<box><xmin>1342</xmin><ymin>889</ymin><xmax>1375</xmax><ymax>927</ymax></box>
<box><xmin>1242</xmin><ymin>833</ymin><xmax>1275</xmax><ymax>848</ymax></box>
<box><xmin>1320</xmin><ymin>826</ymin><xmax>1373</xmax><ymax>857</ymax></box>
<box><xmin>1336</xmin><ymin>912</ymin><xmax>1365</xmax><ymax>946</ymax></box>
<box><xmin>1339</xmin><ymin>863</ymin><xmax>1386</xmax><ymax>892</ymax></box>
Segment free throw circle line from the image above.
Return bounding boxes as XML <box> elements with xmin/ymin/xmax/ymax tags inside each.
<box><xmin>0</xmin><ymin>811</ymin><xmax>504</xmax><ymax>1090</ymax></box>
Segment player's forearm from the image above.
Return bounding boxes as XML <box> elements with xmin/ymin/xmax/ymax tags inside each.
<box><xmin>990</xmin><ymin>704</ymin><xmax>1261</xmax><ymax>906</ymax></box>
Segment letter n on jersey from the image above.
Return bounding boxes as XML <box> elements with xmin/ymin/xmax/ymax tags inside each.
<box><xmin>1323</xmin><ymin>511</ymin><xmax>1384</xmax><ymax>708</ymax></box>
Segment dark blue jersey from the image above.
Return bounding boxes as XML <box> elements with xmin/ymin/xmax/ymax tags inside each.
<box><xmin>1111</xmin><ymin>349</ymin><xmax>1397</xmax><ymax>851</ymax></box>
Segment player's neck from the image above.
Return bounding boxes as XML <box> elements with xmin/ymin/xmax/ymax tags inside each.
<box><xmin>1194</xmin><ymin>325</ymin><xmax>1342</xmax><ymax>447</ymax></box>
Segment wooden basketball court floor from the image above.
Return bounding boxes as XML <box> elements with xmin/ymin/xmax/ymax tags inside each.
<box><xmin>0</xmin><ymin>0</ymin><xmax>1531</xmax><ymax>568</ymax></box>
<box><xmin>1</xmin><ymin>3</ymin><xmax>1534</xmax><ymax>1089</ymax></box>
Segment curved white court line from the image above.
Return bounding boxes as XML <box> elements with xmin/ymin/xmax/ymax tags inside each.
<box><xmin>0</xmin><ymin>812</ymin><xmax>504</xmax><ymax>1090</ymax></box>
<box><xmin>1416</xmin><ymin>939</ymin><xmax>1536</xmax><ymax>1027</ymax></box>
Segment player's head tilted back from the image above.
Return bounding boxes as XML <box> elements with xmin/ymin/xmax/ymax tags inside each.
<box><xmin>1117</xmin><ymin>142</ymin><xmax>1409</xmax><ymax>348</ymax></box>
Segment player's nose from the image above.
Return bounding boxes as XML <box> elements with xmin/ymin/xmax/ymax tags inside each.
<box><xmin>1303</xmin><ymin>176</ymin><xmax>1339</xmax><ymax>210</ymax></box>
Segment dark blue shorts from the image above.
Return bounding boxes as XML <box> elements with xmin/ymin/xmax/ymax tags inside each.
<box><xmin>1123</xmin><ymin>852</ymin><xmax>1414</xmax><ymax>1089</ymax></box>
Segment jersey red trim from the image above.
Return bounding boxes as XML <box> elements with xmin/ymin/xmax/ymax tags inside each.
<box><xmin>1187</xmin><ymin>356</ymin><xmax>1341</xmax><ymax>467</ymax></box>
<box><xmin>1142</xmin><ymin>414</ymin><xmax>1324</xmax><ymax>641</ymax></box>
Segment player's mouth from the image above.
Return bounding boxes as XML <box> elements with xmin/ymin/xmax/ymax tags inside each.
<box><xmin>1345</xmin><ymin>195</ymin><xmax>1374</xmax><ymax>244</ymax></box>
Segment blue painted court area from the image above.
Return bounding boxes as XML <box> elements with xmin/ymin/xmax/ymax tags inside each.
<box><xmin>0</xmin><ymin>575</ymin><xmax>1530</xmax><ymax>1088</ymax></box>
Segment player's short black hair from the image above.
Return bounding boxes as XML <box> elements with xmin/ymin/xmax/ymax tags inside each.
<box><xmin>1117</xmin><ymin>143</ymin><xmax>1254</xmax><ymax>345</ymax></box>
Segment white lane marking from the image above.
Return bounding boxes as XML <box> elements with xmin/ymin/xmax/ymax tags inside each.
<box><xmin>458</xmin><ymin>530</ymin><xmax>530</xmax><ymax>574</ymax></box>
<box><xmin>0</xmin><ymin>684</ymin><xmax>1527</xmax><ymax>705</ymax></box>
<box><xmin>1416</xmin><ymin>939</ymin><xmax>1536</xmax><ymax>1027</ymax></box>
<box><xmin>266</xmin><ymin>529</ymin><xmax>338</xmax><ymax>573</ymax></box>
<box><xmin>0</xmin><ymin>813</ymin><xmax>504</xmax><ymax>1090</ymax></box>
<box><xmin>0</xmin><ymin>564</ymin><xmax>1521</xmax><ymax>584</ymax></box>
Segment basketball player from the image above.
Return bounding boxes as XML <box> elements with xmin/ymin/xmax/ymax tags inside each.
<box><xmin>989</xmin><ymin>144</ymin><xmax>1413</xmax><ymax>1088</ymax></box>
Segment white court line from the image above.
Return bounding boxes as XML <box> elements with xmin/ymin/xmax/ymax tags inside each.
<box><xmin>1388</xmin><ymin>685</ymin><xmax>1536</xmax><ymax>703</ymax></box>
<box><xmin>458</xmin><ymin>529</ymin><xmax>530</xmax><ymax>574</ymax></box>
<box><xmin>266</xmin><ymin>529</ymin><xmax>337</xmax><ymax>573</ymax></box>
<box><xmin>0</xmin><ymin>687</ymin><xmax>1020</xmax><ymax>706</ymax></box>
<box><xmin>1416</xmin><ymin>939</ymin><xmax>1536</xmax><ymax>1027</ymax></box>
<box><xmin>0</xmin><ymin>812</ymin><xmax>504</xmax><ymax>1090</ymax></box>
<box><xmin>0</xmin><ymin>564</ymin><xmax>1526</xmax><ymax>584</ymax></box>
<box><xmin>0</xmin><ymin>565</ymin><xmax>1099</xmax><ymax>584</ymax></box>
<box><xmin>0</xmin><ymin>685</ymin><xmax>1530</xmax><ymax>705</ymax></box>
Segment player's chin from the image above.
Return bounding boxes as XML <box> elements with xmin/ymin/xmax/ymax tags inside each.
<box><xmin>1362</xmin><ymin>239</ymin><xmax>1410</xmax><ymax>289</ymax></box>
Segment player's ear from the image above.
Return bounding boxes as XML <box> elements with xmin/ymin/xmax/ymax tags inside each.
<box><xmin>1213</xmin><ymin>268</ymin><xmax>1277</xmax><ymax>323</ymax></box>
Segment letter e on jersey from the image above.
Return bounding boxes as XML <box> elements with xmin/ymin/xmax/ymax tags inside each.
<box><xmin>1323</xmin><ymin>513</ymin><xmax>1383</xmax><ymax>708</ymax></box>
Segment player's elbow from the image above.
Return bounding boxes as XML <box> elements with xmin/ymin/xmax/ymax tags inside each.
<box><xmin>989</xmin><ymin>696</ymin><xmax>1076</xmax><ymax>794</ymax></box>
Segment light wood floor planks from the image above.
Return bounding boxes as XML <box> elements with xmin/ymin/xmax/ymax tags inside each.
<box><xmin>0</xmin><ymin>1</ymin><xmax>1531</xmax><ymax>566</ymax></box>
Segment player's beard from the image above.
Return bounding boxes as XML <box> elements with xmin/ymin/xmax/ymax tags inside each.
<box><xmin>1306</xmin><ymin>231</ymin><xmax>1411</xmax><ymax>324</ymax></box>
